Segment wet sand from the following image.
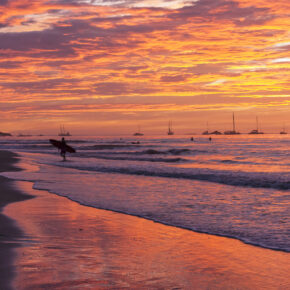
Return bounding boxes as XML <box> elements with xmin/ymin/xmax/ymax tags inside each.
<box><xmin>1</xmin><ymin>151</ymin><xmax>290</xmax><ymax>289</ymax></box>
<box><xmin>0</xmin><ymin>151</ymin><xmax>32</xmax><ymax>289</ymax></box>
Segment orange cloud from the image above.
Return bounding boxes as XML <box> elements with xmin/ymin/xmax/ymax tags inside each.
<box><xmin>0</xmin><ymin>0</ymin><xmax>289</xmax><ymax>134</ymax></box>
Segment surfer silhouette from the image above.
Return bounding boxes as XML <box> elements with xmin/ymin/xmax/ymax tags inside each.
<box><xmin>60</xmin><ymin>137</ymin><xmax>67</xmax><ymax>161</ymax></box>
<box><xmin>49</xmin><ymin>137</ymin><xmax>76</xmax><ymax>160</ymax></box>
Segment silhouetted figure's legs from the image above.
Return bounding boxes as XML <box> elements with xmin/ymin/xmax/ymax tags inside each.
<box><xmin>61</xmin><ymin>150</ymin><xmax>66</xmax><ymax>161</ymax></box>
<box><xmin>60</xmin><ymin>137</ymin><xmax>67</xmax><ymax>161</ymax></box>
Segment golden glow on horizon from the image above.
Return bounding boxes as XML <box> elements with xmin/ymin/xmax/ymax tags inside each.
<box><xmin>0</xmin><ymin>0</ymin><xmax>289</xmax><ymax>134</ymax></box>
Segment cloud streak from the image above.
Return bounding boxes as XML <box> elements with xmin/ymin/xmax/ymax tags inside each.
<box><xmin>0</xmin><ymin>0</ymin><xmax>289</xmax><ymax>133</ymax></box>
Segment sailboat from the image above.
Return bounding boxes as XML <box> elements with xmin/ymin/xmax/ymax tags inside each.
<box><xmin>202</xmin><ymin>121</ymin><xmax>221</xmax><ymax>135</ymax></box>
<box><xmin>224</xmin><ymin>113</ymin><xmax>240</xmax><ymax>135</ymax></box>
<box><xmin>167</xmin><ymin>121</ymin><xmax>174</xmax><ymax>135</ymax></box>
<box><xmin>249</xmin><ymin>117</ymin><xmax>264</xmax><ymax>134</ymax></box>
<box><xmin>202</xmin><ymin>122</ymin><xmax>210</xmax><ymax>135</ymax></box>
<box><xmin>280</xmin><ymin>124</ymin><xmax>287</xmax><ymax>134</ymax></box>
<box><xmin>58</xmin><ymin>125</ymin><xmax>71</xmax><ymax>136</ymax></box>
<box><xmin>133</xmin><ymin>125</ymin><xmax>144</xmax><ymax>136</ymax></box>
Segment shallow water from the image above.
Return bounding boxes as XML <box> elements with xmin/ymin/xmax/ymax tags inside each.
<box><xmin>4</xmin><ymin>181</ymin><xmax>290</xmax><ymax>289</ymax></box>
<box><xmin>0</xmin><ymin>134</ymin><xmax>289</xmax><ymax>251</ymax></box>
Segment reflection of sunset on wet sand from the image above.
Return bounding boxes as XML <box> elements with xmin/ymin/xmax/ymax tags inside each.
<box><xmin>5</xmin><ymin>181</ymin><xmax>290</xmax><ymax>289</ymax></box>
<box><xmin>1</xmin><ymin>0</ymin><xmax>289</xmax><ymax>288</ymax></box>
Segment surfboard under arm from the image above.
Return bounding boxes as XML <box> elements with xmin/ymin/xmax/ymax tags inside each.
<box><xmin>49</xmin><ymin>139</ymin><xmax>76</xmax><ymax>153</ymax></box>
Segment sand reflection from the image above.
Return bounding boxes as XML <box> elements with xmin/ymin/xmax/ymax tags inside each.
<box><xmin>4</xmin><ymin>181</ymin><xmax>290</xmax><ymax>289</ymax></box>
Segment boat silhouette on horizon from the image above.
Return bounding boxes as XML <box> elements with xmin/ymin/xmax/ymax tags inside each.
<box><xmin>280</xmin><ymin>124</ymin><xmax>287</xmax><ymax>134</ymax></box>
<box><xmin>224</xmin><ymin>113</ymin><xmax>240</xmax><ymax>135</ymax></box>
<box><xmin>133</xmin><ymin>125</ymin><xmax>144</xmax><ymax>136</ymax></box>
<box><xmin>167</xmin><ymin>121</ymin><xmax>174</xmax><ymax>135</ymax></box>
<box><xmin>58</xmin><ymin>125</ymin><xmax>71</xmax><ymax>136</ymax></box>
<box><xmin>249</xmin><ymin>117</ymin><xmax>264</xmax><ymax>134</ymax></box>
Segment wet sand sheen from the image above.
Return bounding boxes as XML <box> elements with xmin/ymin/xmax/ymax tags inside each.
<box><xmin>4</xmin><ymin>180</ymin><xmax>290</xmax><ymax>289</ymax></box>
<box><xmin>0</xmin><ymin>151</ymin><xmax>33</xmax><ymax>290</ymax></box>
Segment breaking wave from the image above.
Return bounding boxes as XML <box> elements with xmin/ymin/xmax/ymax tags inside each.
<box><xmin>53</xmin><ymin>159</ymin><xmax>290</xmax><ymax>190</ymax></box>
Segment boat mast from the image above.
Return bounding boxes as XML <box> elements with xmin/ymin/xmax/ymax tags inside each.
<box><xmin>232</xmin><ymin>113</ymin><xmax>236</xmax><ymax>132</ymax></box>
<box><xmin>168</xmin><ymin>121</ymin><xmax>171</xmax><ymax>134</ymax></box>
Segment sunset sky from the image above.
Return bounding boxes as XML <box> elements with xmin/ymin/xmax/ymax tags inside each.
<box><xmin>0</xmin><ymin>0</ymin><xmax>289</xmax><ymax>135</ymax></box>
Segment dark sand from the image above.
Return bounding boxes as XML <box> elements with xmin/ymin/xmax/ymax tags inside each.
<box><xmin>1</xmin><ymin>151</ymin><xmax>290</xmax><ymax>289</ymax></box>
<box><xmin>0</xmin><ymin>151</ymin><xmax>32</xmax><ymax>289</ymax></box>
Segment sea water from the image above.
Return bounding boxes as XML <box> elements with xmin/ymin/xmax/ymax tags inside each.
<box><xmin>0</xmin><ymin>134</ymin><xmax>289</xmax><ymax>252</ymax></box>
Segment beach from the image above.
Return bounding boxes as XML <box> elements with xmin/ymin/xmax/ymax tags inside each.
<box><xmin>2</xmin><ymin>0</ymin><xmax>290</xmax><ymax>287</ymax></box>
<box><xmin>0</xmin><ymin>151</ymin><xmax>32</xmax><ymax>289</ymax></box>
<box><xmin>0</xmin><ymin>149</ymin><xmax>289</xmax><ymax>289</ymax></box>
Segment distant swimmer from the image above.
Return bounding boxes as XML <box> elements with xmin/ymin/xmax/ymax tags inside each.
<box><xmin>190</xmin><ymin>137</ymin><xmax>194</xmax><ymax>141</ymax></box>
<box><xmin>209</xmin><ymin>137</ymin><xmax>212</xmax><ymax>141</ymax></box>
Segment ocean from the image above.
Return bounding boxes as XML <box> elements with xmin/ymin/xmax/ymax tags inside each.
<box><xmin>0</xmin><ymin>134</ymin><xmax>289</xmax><ymax>252</ymax></box>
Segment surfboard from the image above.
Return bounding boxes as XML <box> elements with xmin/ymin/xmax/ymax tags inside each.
<box><xmin>49</xmin><ymin>139</ymin><xmax>76</xmax><ymax>153</ymax></box>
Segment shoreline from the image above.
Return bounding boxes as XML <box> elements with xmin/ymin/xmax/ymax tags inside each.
<box><xmin>1</xmin><ymin>150</ymin><xmax>290</xmax><ymax>288</ymax></box>
<box><xmin>34</xmin><ymin>189</ymin><xmax>290</xmax><ymax>253</ymax></box>
<box><xmin>0</xmin><ymin>151</ymin><xmax>32</xmax><ymax>289</ymax></box>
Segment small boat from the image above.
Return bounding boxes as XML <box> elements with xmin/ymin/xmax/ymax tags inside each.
<box><xmin>224</xmin><ymin>130</ymin><xmax>240</xmax><ymax>135</ymax></box>
<box><xmin>58</xmin><ymin>125</ymin><xmax>71</xmax><ymax>136</ymax></box>
<box><xmin>133</xmin><ymin>125</ymin><xmax>144</xmax><ymax>136</ymax></box>
<box><xmin>202</xmin><ymin>121</ymin><xmax>221</xmax><ymax>135</ymax></box>
<box><xmin>249</xmin><ymin>117</ymin><xmax>264</xmax><ymax>134</ymax></box>
<box><xmin>202</xmin><ymin>122</ymin><xmax>210</xmax><ymax>135</ymax></box>
<box><xmin>210</xmin><ymin>130</ymin><xmax>222</xmax><ymax>135</ymax></box>
<box><xmin>167</xmin><ymin>121</ymin><xmax>174</xmax><ymax>135</ymax></box>
<box><xmin>280</xmin><ymin>124</ymin><xmax>287</xmax><ymax>134</ymax></box>
<box><xmin>224</xmin><ymin>113</ymin><xmax>240</xmax><ymax>135</ymax></box>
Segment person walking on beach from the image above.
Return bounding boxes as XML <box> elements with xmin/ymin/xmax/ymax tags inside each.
<box><xmin>60</xmin><ymin>137</ymin><xmax>67</xmax><ymax>161</ymax></box>
<box><xmin>49</xmin><ymin>137</ymin><xmax>75</xmax><ymax>161</ymax></box>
